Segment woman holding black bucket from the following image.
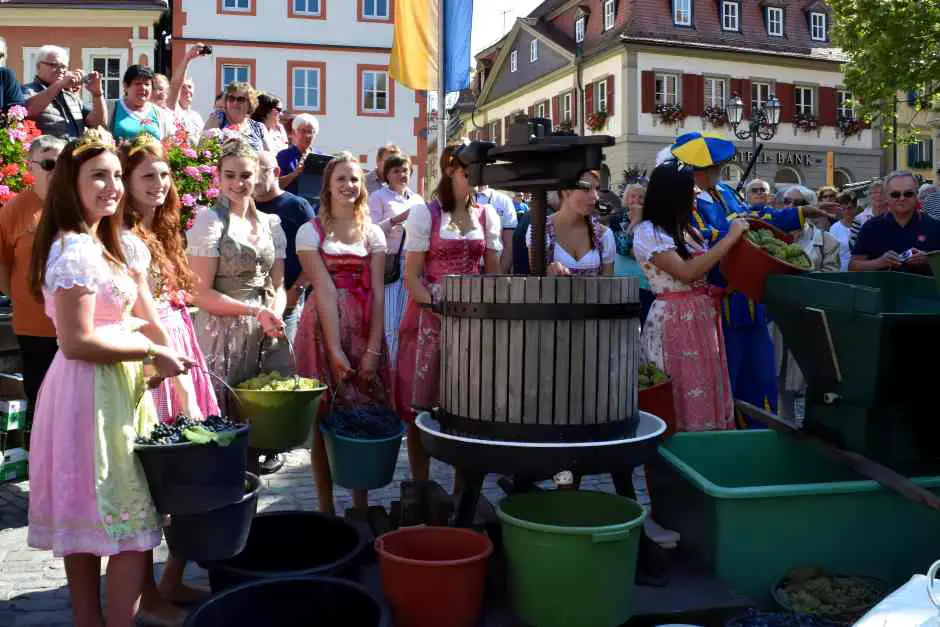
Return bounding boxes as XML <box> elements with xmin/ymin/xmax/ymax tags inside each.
<box><xmin>295</xmin><ymin>152</ymin><xmax>393</xmax><ymax>514</ymax></box>
<box><xmin>26</xmin><ymin>129</ymin><xmax>193</xmax><ymax>627</ymax></box>
<box><xmin>395</xmin><ymin>143</ymin><xmax>502</xmax><ymax>484</ymax></box>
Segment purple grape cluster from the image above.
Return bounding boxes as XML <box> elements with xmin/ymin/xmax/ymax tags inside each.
<box><xmin>135</xmin><ymin>414</ymin><xmax>240</xmax><ymax>445</ymax></box>
<box><xmin>323</xmin><ymin>406</ymin><xmax>401</xmax><ymax>440</ymax></box>
<box><xmin>727</xmin><ymin>610</ymin><xmax>840</xmax><ymax>627</ymax></box>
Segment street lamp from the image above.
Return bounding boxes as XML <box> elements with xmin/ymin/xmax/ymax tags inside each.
<box><xmin>727</xmin><ymin>94</ymin><xmax>782</xmax><ymax>178</ymax></box>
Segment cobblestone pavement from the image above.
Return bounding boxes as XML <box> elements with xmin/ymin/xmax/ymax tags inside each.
<box><xmin>0</xmin><ymin>440</ymin><xmax>624</xmax><ymax>626</ymax></box>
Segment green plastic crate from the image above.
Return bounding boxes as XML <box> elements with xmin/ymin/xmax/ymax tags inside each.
<box><xmin>649</xmin><ymin>430</ymin><xmax>940</xmax><ymax>602</ymax></box>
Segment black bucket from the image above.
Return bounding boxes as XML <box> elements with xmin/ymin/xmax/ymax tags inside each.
<box><xmin>203</xmin><ymin>511</ymin><xmax>367</xmax><ymax>593</ymax></box>
<box><xmin>135</xmin><ymin>424</ymin><xmax>250</xmax><ymax>515</ymax></box>
<box><xmin>164</xmin><ymin>472</ymin><xmax>261</xmax><ymax>563</ymax></box>
<box><xmin>183</xmin><ymin>576</ymin><xmax>391</xmax><ymax>627</ymax></box>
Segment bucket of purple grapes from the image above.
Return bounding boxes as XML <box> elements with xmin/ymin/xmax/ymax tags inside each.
<box><xmin>321</xmin><ymin>401</ymin><xmax>404</xmax><ymax>490</ymax></box>
<box><xmin>135</xmin><ymin>414</ymin><xmax>251</xmax><ymax>516</ymax></box>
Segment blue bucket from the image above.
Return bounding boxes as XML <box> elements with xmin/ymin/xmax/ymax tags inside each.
<box><xmin>321</xmin><ymin>422</ymin><xmax>404</xmax><ymax>490</ymax></box>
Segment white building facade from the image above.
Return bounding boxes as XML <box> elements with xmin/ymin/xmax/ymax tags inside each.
<box><xmin>171</xmin><ymin>0</ymin><xmax>427</xmax><ymax>187</ymax></box>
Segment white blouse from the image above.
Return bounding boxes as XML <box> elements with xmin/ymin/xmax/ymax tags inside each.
<box><xmin>403</xmin><ymin>202</ymin><xmax>503</xmax><ymax>253</ymax></box>
<box><xmin>185</xmin><ymin>207</ymin><xmax>287</xmax><ymax>259</ymax></box>
<box><xmin>295</xmin><ymin>220</ymin><xmax>387</xmax><ymax>256</ymax></box>
<box><xmin>525</xmin><ymin>223</ymin><xmax>616</xmax><ymax>271</ymax></box>
<box><xmin>367</xmin><ymin>186</ymin><xmax>425</xmax><ymax>252</ymax></box>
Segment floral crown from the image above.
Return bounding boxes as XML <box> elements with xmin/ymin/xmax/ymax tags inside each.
<box><xmin>72</xmin><ymin>128</ymin><xmax>116</xmax><ymax>157</ymax></box>
<box><xmin>126</xmin><ymin>133</ymin><xmax>164</xmax><ymax>158</ymax></box>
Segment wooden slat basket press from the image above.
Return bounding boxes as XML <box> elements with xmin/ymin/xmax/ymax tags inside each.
<box><xmin>437</xmin><ymin>275</ymin><xmax>642</xmax><ymax>442</ymax></box>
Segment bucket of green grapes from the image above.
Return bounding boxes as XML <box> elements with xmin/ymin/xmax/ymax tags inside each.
<box><xmin>235</xmin><ymin>372</ymin><xmax>327</xmax><ymax>453</ymax></box>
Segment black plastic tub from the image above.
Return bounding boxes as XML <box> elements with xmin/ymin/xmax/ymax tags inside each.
<box><xmin>135</xmin><ymin>424</ymin><xmax>250</xmax><ymax>515</ymax></box>
<box><xmin>164</xmin><ymin>472</ymin><xmax>261</xmax><ymax>563</ymax></box>
<box><xmin>202</xmin><ymin>511</ymin><xmax>367</xmax><ymax>593</ymax></box>
<box><xmin>183</xmin><ymin>576</ymin><xmax>391</xmax><ymax>627</ymax></box>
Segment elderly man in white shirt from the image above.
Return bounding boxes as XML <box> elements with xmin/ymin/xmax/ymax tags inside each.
<box><xmin>473</xmin><ymin>185</ymin><xmax>516</xmax><ymax>273</ymax></box>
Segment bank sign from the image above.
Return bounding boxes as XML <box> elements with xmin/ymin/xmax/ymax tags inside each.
<box><xmin>732</xmin><ymin>151</ymin><xmax>822</xmax><ymax>167</ymax></box>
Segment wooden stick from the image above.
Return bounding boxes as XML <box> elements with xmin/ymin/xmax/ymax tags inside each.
<box><xmin>735</xmin><ymin>400</ymin><xmax>940</xmax><ymax>513</ymax></box>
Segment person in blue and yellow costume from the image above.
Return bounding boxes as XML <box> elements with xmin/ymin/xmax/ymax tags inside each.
<box><xmin>669</xmin><ymin>132</ymin><xmax>835</xmax><ymax>425</ymax></box>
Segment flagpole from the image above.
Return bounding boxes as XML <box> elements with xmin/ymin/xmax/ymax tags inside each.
<box><xmin>438</xmin><ymin>0</ymin><xmax>447</xmax><ymax>168</ymax></box>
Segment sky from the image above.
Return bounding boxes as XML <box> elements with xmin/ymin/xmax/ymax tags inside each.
<box><xmin>471</xmin><ymin>0</ymin><xmax>545</xmax><ymax>58</ymax></box>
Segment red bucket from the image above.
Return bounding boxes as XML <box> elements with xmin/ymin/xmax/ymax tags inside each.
<box><xmin>719</xmin><ymin>218</ymin><xmax>807</xmax><ymax>303</ymax></box>
<box><xmin>639</xmin><ymin>378</ymin><xmax>676</xmax><ymax>438</ymax></box>
<box><xmin>376</xmin><ymin>526</ymin><xmax>493</xmax><ymax>627</ymax></box>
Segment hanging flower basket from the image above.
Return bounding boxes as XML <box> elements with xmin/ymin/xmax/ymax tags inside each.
<box><xmin>655</xmin><ymin>104</ymin><xmax>686</xmax><ymax>125</ymax></box>
<box><xmin>162</xmin><ymin>128</ymin><xmax>225</xmax><ymax>231</ymax></box>
<box><xmin>838</xmin><ymin>117</ymin><xmax>865</xmax><ymax>138</ymax></box>
<box><xmin>794</xmin><ymin>113</ymin><xmax>819</xmax><ymax>133</ymax></box>
<box><xmin>702</xmin><ymin>106</ymin><xmax>728</xmax><ymax>128</ymax></box>
<box><xmin>586</xmin><ymin>110</ymin><xmax>609</xmax><ymax>132</ymax></box>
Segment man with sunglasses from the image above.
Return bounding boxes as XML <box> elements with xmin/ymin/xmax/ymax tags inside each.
<box><xmin>850</xmin><ymin>170</ymin><xmax>940</xmax><ymax>274</ymax></box>
<box><xmin>0</xmin><ymin>135</ymin><xmax>66</xmax><ymax>447</ymax></box>
<box><xmin>0</xmin><ymin>37</ymin><xmax>25</xmax><ymax>113</ymax></box>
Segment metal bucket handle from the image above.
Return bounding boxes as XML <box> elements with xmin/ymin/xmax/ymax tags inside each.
<box><xmin>187</xmin><ymin>365</ymin><xmax>245</xmax><ymax>417</ymax></box>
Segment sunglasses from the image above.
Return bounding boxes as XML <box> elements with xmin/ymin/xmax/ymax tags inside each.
<box><xmin>889</xmin><ymin>190</ymin><xmax>917</xmax><ymax>199</ymax></box>
<box><xmin>752</xmin><ymin>189</ymin><xmax>770</xmax><ymax>194</ymax></box>
<box><xmin>227</xmin><ymin>95</ymin><xmax>249</xmax><ymax>104</ymax></box>
<box><xmin>783</xmin><ymin>197</ymin><xmax>808</xmax><ymax>207</ymax></box>
<box><xmin>40</xmin><ymin>60</ymin><xmax>68</xmax><ymax>72</ymax></box>
<box><xmin>31</xmin><ymin>159</ymin><xmax>56</xmax><ymax>172</ymax></box>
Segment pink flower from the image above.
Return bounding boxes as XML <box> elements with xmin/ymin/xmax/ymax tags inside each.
<box><xmin>7</xmin><ymin>105</ymin><xmax>27</xmax><ymax>121</ymax></box>
<box><xmin>186</xmin><ymin>218</ymin><xmax>195</xmax><ymax>230</ymax></box>
<box><xmin>206</xmin><ymin>187</ymin><xmax>220</xmax><ymax>200</ymax></box>
<box><xmin>198</xmin><ymin>164</ymin><xmax>213</xmax><ymax>174</ymax></box>
<box><xmin>180</xmin><ymin>193</ymin><xmax>197</xmax><ymax>207</ymax></box>
<box><xmin>0</xmin><ymin>185</ymin><xmax>10</xmax><ymax>197</ymax></box>
<box><xmin>183</xmin><ymin>166</ymin><xmax>201</xmax><ymax>179</ymax></box>
<box><xmin>120</xmin><ymin>512</ymin><xmax>130</xmax><ymax>521</ymax></box>
<box><xmin>203</xmin><ymin>128</ymin><xmax>222</xmax><ymax>139</ymax></box>
<box><xmin>203</xmin><ymin>150</ymin><xmax>213</xmax><ymax>159</ymax></box>
<box><xmin>183</xmin><ymin>148</ymin><xmax>198</xmax><ymax>159</ymax></box>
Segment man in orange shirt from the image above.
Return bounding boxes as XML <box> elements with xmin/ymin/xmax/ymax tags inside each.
<box><xmin>0</xmin><ymin>135</ymin><xmax>65</xmax><ymax>444</ymax></box>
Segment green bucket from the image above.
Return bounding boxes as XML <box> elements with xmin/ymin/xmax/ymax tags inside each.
<box><xmin>496</xmin><ymin>491</ymin><xmax>647</xmax><ymax>627</ymax></box>
<box><xmin>234</xmin><ymin>386</ymin><xmax>326</xmax><ymax>452</ymax></box>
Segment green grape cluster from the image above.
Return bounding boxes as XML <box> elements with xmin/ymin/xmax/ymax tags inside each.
<box><xmin>638</xmin><ymin>363</ymin><xmax>667</xmax><ymax>389</ymax></box>
<box><xmin>746</xmin><ymin>230</ymin><xmax>812</xmax><ymax>270</ymax></box>
<box><xmin>236</xmin><ymin>371</ymin><xmax>322</xmax><ymax>391</ymax></box>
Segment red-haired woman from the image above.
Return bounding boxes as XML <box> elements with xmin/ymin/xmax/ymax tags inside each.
<box><xmin>396</xmin><ymin>144</ymin><xmax>502</xmax><ymax>482</ymax></box>
<box><xmin>295</xmin><ymin>152</ymin><xmax>390</xmax><ymax>514</ymax></box>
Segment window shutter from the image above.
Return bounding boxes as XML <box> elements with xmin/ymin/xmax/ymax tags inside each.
<box><xmin>907</xmin><ymin>143</ymin><xmax>916</xmax><ymax>166</ymax></box>
<box><xmin>682</xmin><ymin>73</ymin><xmax>702</xmax><ymax>116</ymax></box>
<box><xmin>740</xmin><ymin>79</ymin><xmax>752</xmax><ymax>115</ymax></box>
<box><xmin>928</xmin><ymin>139</ymin><xmax>934</xmax><ymax>167</ymax></box>
<box><xmin>570</xmin><ymin>88</ymin><xmax>578</xmax><ymax>126</ymax></box>
<box><xmin>818</xmin><ymin>86</ymin><xmax>837</xmax><ymax>126</ymax></box>
<box><xmin>585</xmin><ymin>80</ymin><xmax>595</xmax><ymax>114</ymax></box>
<box><xmin>606</xmin><ymin>76</ymin><xmax>615</xmax><ymax>116</ymax></box>
<box><xmin>641</xmin><ymin>70</ymin><xmax>655</xmax><ymax>113</ymax></box>
<box><xmin>504</xmin><ymin>114</ymin><xmax>512</xmax><ymax>136</ymax></box>
<box><xmin>552</xmin><ymin>96</ymin><xmax>560</xmax><ymax>125</ymax></box>
<box><xmin>777</xmin><ymin>82</ymin><xmax>794</xmax><ymax>123</ymax></box>
<box><xmin>704</xmin><ymin>78</ymin><xmax>713</xmax><ymax>107</ymax></box>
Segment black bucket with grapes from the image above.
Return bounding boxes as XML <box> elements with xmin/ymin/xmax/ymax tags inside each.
<box><xmin>135</xmin><ymin>414</ymin><xmax>251</xmax><ymax>516</ymax></box>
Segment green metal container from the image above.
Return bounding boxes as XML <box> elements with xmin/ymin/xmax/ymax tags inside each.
<box><xmin>497</xmin><ymin>491</ymin><xmax>646</xmax><ymax>627</ymax></box>
<box><xmin>234</xmin><ymin>386</ymin><xmax>326</xmax><ymax>452</ymax></box>
<box><xmin>764</xmin><ymin>272</ymin><xmax>940</xmax><ymax>470</ymax></box>
<box><xmin>648</xmin><ymin>430</ymin><xmax>940</xmax><ymax>602</ymax></box>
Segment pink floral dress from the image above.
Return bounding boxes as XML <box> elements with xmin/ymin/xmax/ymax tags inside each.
<box><xmin>293</xmin><ymin>217</ymin><xmax>391</xmax><ymax>409</ymax></box>
<box><xmin>632</xmin><ymin>221</ymin><xmax>734</xmax><ymax>432</ymax></box>
<box><xmin>395</xmin><ymin>200</ymin><xmax>502</xmax><ymax>422</ymax></box>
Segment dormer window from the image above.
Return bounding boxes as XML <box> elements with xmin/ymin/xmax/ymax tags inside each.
<box><xmin>510</xmin><ymin>50</ymin><xmax>518</xmax><ymax>73</ymax></box>
<box><xmin>603</xmin><ymin>0</ymin><xmax>615</xmax><ymax>31</ymax></box>
<box><xmin>722</xmin><ymin>1</ymin><xmax>739</xmax><ymax>31</ymax></box>
<box><xmin>767</xmin><ymin>7</ymin><xmax>784</xmax><ymax>37</ymax></box>
<box><xmin>530</xmin><ymin>39</ymin><xmax>539</xmax><ymax>62</ymax></box>
<box><xmin>810</xmin><ymin>12</ymin><xmax>827</xmax><ymax>41</ymax></box>
<box><xmin>673</xmin><ymin>0</ymin><xmax>692</xmax><ymax>26</ymax></box>
<box><xmin>575</xmin><ymin>16</ymin><xmax>585</xmax><ymax>43</ymax></box>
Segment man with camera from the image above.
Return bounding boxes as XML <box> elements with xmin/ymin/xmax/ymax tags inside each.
<box><xmin>23</xmin><ymin>45</ymin><xmax>106</xmax><ymax>140</ymax></box>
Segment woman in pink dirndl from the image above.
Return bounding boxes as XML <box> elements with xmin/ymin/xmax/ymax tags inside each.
<box><xmin>395</xmin><ymin>144</ymin><xmax>502</xmax><ymax>482</ymax></box>
<box><xmin>632</xmin><ymin>161</ymin><xmax>745</xmax><ymax>432</ymax></box>
<box><xmin>294</xmin><ymin>153</ymin><xmax>391</xmax><ymax>514</ymax></box>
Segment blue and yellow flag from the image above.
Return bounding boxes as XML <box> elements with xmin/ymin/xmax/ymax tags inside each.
<box><xmin>390</xmin><ymin>0</ymin><xmax>472</xmax><ymax>93</ymax></box>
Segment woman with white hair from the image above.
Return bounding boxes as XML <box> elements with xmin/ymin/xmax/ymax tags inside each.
<box><xmin>277</xmin><ymin>113</ymin><xmax>322</xmax><ymax>195</ymax></box>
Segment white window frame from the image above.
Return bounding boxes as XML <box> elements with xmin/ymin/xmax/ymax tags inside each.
<box><xmin>913</xmin><ymin>140</ymin><xmax>933</xmax><ymax>166</ymax></box>
<box><xmin>221</xmin><ymin>64</ymin><xmax>250</xmax><ymax>90</ymax></box>
<box><xmin>489</xmin><ymin>121</ymin><xmax>499</xmax><ymax>140</ymax></box>
<box><xmin>575</xmin><ymin>17</ymin><xmax>585</xmax><ymax>43</ymax></box>
<box><xmin>510</xmin><ymin>50</ymin><xmax>518</xmax><ymax>72</ymax></box>
<box><xmin>704</xmin><ymin>77</ymin><xmax>726</xmax><ymax>108</ymax></box>
<box><xmin>810</xmin><ymin>12</ymin><xmax>827</xmax><ymax>41</ymax></box>
<box><xmin>81</xmin><ymin>48</ymin><xmax>128</xmax><ymax>107</ymax></box>
<box><xmin>795</xmin><ymin>86</ymin><xmax>815</xmax><ymax>116</ymax></box>
<box><xmin>722</xmin><ymin>1</ymin><xmax>739</xmax><ymax>31</ymax></box>
<box><xmin>292</xmin><ymin>67</ymin><xmax>321</xmax><ymax>112</ymax></box>
<box><xmin>362</xmin><ymin>69</ymin><xmax>389</xmax><ymax>114</ymax></box>
<box><xmin>22</xmin><ymin>47</ymin><xmax>45</xmax><ymax>82</ymax></box>
<box><xmin>837</xmin><ymin>90</ymin><xmax>854</xmax><ymax>119</ymax></box>
<box><xmin>562</xmin><ymin>92</ymin><xmax>572</xmax><ymax>123</ymax></box>
<box><xmin>362</xmin><ymin>0</ymin><xmax>389</xmax><ymax>20</ymax></box>
<box><xmin>603</xmin><ymin>0</ymin><xmax>615</xmax><ymax>31</ymax></box>
<box><xmin>655</xmin><ymin>73</ymin><xmax>679</xmax><ymax>108</ymax></box>
<box><xmin>752</xmin><ymin>81</ymin><xmax>772</xmax><ymax>109</ymax></box>
<box><xmin>530</xmin><ymin>39</ymin><xmax>539</xmax><ymax>63</ymax></box>
<box><xmin>596</xmin><ymin>79</ymin><xmax>608</xmax><ymax>113</ymax></box>
<box><xmin>674</xmin><ymin>0</ymin><xmax>692</xmax><ymax>26</ymax></box>
<box><xmin>223</xmin><ymin>0</ymin><xmax>250</xmax><ymax>12</ymax></box>
<box><xmin>767</xmin><ymin>7</ymin><xmax>784</xmax><ymax>37</ymax></box>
